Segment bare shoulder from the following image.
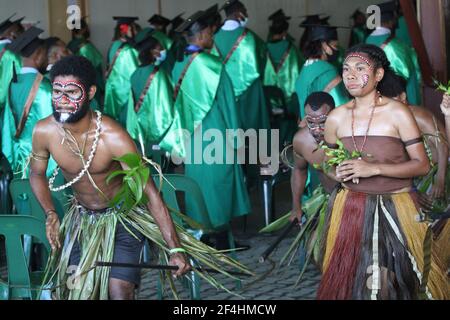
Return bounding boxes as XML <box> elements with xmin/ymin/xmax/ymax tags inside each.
<box><xmin>100</xmin><ymin>115</ymin><xmax>137</xmax><ymax>153</ymax></box>
<box><xmin>293</xmin><ymin>127</ymin><xmax>309</xmax><ymax>146</ymax></box>
<box><xmin>381</xmin><ymin>97</ymin><xmax>412</xmax><ymax>115</ymax></box>
<box><xmin>33</xmin><ymin>115</ymin><xmax>58</xmax><ymax>139</ymax></box>
<box><xmin>327</xmin><ymin>100</ymin><xmax>353</xmax><ymax>122</ymax></box>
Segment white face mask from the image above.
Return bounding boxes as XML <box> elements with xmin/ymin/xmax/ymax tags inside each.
<box><xmin>239</xmin><ymin>17</ymin><xmax>248</xmax><ymax>27</ymax></box>
<box><xmin>155</xmin><ymin>49</ymin><xmax>167</xmax><ymax>65</ymax></box>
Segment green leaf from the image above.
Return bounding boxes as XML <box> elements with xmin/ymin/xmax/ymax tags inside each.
<box><xmin>113</xmin><ymin>153</ymin><xmax>141</xmax><ymax>168</ymax></box>
<box><xmin>106</xmin><ymin>170</ymin><xmax>127</xmax><ymax>185</ymax></box>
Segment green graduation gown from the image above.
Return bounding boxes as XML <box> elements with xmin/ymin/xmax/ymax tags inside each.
<box><xmin>395</xmin><ymin>15</ymin><xmax>412</xmax><ymax>47</ymax></box>
<box><xmin>264</xmin><ymin>39</ymin><xmax>304</xmax><ymax>144</ymax></box>
<box><xmin>161</xmin><ymin>51</ymin><xmax>251</xmax><ymax>228</ymax></box>
<box><xmin>0</xmin><ymin>42</ymin><xmax>22</xmax><ymax>113</ymax></box>
<box><xmin>295</xmin><ymin>59</ymin><xmax>350</xmax><ymax>120</ymax></box>
<box><xmin>213</xmin><ymin>26</ymin><xmax>270</xmax><ymax>131</ymax></box>
<box><xmin>67</xmin><ymin>38</ymin><xmax>105</xmax><ymax>111</ymax></box>
<box><xmin>125</xmin><ymin>64</ymin><xmax>174</xmax><ymax>147</ymax></box>
<box><xmin>365</xmin><ymin>33</ymin><xmax>422</xmax><ymax>105</ymax></box>
<box><xmin>1</xmin><ymin>71</ymin><xmax>56</xmax><ymax>177</ymax></box>
<box><xmin>104</xmin><ymin>40</ymin><xmax>139</xmax><ymax>122</ymax></box>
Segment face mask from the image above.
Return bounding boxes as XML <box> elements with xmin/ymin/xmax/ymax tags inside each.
<box><xmin>239</xmin><ymin>17</ymin><xmax>248</xmax><ymax>28</ymax></box>
<box><xmin>155</xmin><ymin>49</ymin><xmax>167</xmax><ymax>65</ymax></box>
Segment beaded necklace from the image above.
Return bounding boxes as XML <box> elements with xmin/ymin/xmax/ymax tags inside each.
<box><xmin>49</xmin><ymin>110</ymin><xmax>102</xmax><ymax>192</ymax></box>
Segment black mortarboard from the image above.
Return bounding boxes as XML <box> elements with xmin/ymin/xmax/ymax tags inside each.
<box><xmin>378</xmin><ymin>1</ymin><xmax>398</xmax><ymax>21</ymax></box>
<box><xmin>135</xmin><ymin>34</ymin><xmax>160</xmax><ymax>52</ymax></box>
<box><xmin>219</xmin><ymin>0</ymin><xmax>245</xmax><ymax>15</ymax></box>
<box><xmin>7</xmin><ymin>26</ymin><xmax>44</xmax><ymax>57</ymax></box>
<box><xmin>113</xmin><ymin>16</ymin><xmax>139</xmax><ymax>25</ymax></box>
<box><xmin>206</xmin><ymin>4</ymin><xmax>219</xmax><ymax>15</ymax></box>
<box><xmin>170</xmin><ymin>13</ymin><xmax>185</xmax><ymax>29</ymax></box>
<box><xmin>299</xmin><ymin>14</ymin><xmax>330</xmax><ymax>27</ymax></box>
<box><xmin>268</xmin><ymin>9</ymin><xmax>291</xmax><ymax>22</ymax></box>
<box><xmin>301</xmin><ymin>24</ymin><xmax>348</xmax><ymax>42</ymax></box>
<box><xmin>0</xmin><ymin>14</ymin><xmax>17</xmax><ymax>34</ymax></box>
<box><xmin>148</xmin><ymin>14</ymin><xmax>171</xmax><ymax>26</ymax></box>
<box><xmin>175</xmin><ymin>10</ymin><xmax>210</xmax><ymax>34</ymax></box>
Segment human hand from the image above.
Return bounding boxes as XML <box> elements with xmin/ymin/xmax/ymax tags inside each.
<box><xmin>290</xmin><ymin>207</ymin><xmax>303</xmax><ymax>225</ymax></box>
<box><xmin>440</xmin><ymin>93</ymin><xmax>450</xmax><ymax>117</ymax></box>
<box><xmin>169</xmin><ymin>253</ymin><xmax>192</xmax><ymax>278</ymax></box>
<box><xmin>45</xmin><ymin>212</ymin><xmax>61</xmax><ymax>251</ymax></box>
<box><xmin>336</xmin><ymin>159</ymin><xmax>380</xmax><ymax>182</ymax></box>
<box><xmin>431</xmin><ymin>178</ymin><xmax>445</xmax><ymax>200</ymax></box>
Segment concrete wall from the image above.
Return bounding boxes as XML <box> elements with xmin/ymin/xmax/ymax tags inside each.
<box><xmin>0</xmin><ymin>0</ymin><xmax>384</xmax><ymax>59</ymax></box>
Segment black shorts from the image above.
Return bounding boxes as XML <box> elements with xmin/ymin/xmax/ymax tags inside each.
<box><xmin>68</xmin><ymin>221</ymin><xmax>145</xmax><ymax>286</ymax></box>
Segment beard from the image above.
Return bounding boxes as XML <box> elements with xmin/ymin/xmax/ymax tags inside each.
<box><xmin>53</xmin><ymin>101</ymin><xmax>90</xmax><ymax>124</ymax></box>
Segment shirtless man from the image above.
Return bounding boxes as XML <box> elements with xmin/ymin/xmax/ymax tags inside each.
<box><xmin>29</xmin><ymin>55</ymin><xmax>190</xmax><ymax>300</ymax></box>
<box><xmin>290</xmin><ymin>91</ymin><xmax>338</xmax><ymax>223</ymax></box>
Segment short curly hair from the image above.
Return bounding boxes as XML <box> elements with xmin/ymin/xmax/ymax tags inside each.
<box><xmin>49</xmin><ymin>55</ymin><xmax>96</xmax><ymax>90</ymax></box>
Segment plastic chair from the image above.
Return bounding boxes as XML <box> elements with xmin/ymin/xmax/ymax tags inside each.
<box><xmin>9</xmin><ymin>174</ymin><xmax>70</xmax><ymax>267</ymax></box>
<box><xmin>0</xmin><ymin>215</ymin><xmax>50</xmax><ymax>300</ymax></box>
<box><xmin>0</xmin><ymin>154</ymin><xmax>13</xmax><ymax>214</ymax></box>
<box><xmin>151</xmin><ymin>174</ymin><xmax>241</xmax><ymax>300</ymax></box>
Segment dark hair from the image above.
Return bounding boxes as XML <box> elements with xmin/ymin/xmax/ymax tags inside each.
<box><xmin>269</xmin><ymin>19</ymin><xmax>289</xmax><ymax>35</ymax></box>
<box><xmin>379</xmin><ymin>71</ymin><xmax>407</xmax><ymax>99</ymax></box>
<box><xmin>305</xmin><ymin>91</ymin><xmax>335</xmax><ymax>111</ymax></box>
<box><xmin>303</xmin><ymin>39</ymin><xmax>323</xmax><ymax>59</ymax></box>
<box><xmin>137</xmin><ymin>37</ymin><xmax>160</xmax><ymax>65</ymax></box>
<box><xmin>49</xmin><ymin>55</ymin><xmax>96</xmax><ymax>90</ymax></box>
<box><xmin>345</xmin><ymin>43</ymin><xmax>396</xmax><ymax>96</ymax></box>
<box><xmin>44</xmin><ymin>37</ymin><xmax>62</xmax><ymax>51</ymax></box>
<box><xmin>225</xmin><ymin>1</ymin><xmax>246</xmax><ymax>17</ymax></box>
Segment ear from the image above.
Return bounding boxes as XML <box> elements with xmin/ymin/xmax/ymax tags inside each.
<box><xmin>322</xmin><ymin>42</ymin><xmax>332</xmax><ymax>55</ymax></box>
<box><xmin>375</xmin><ymin>68</ymin><xmax>385</xmax><ymax>83</ymax></box>
<box><xmin>400</xmin><ymin>92</ymin><xmax>407</xmax><ymax>104</ymax></box>
<box><xmin>88</xmin><ymin>85</ymin><xmax>97</xmax><ymax>101</ymax></box>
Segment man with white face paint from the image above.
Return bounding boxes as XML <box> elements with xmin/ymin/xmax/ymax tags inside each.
<box><xmin>1</xmin><ymin>26</ymin><xmax>56</xmax><ymax>178</ymax></box>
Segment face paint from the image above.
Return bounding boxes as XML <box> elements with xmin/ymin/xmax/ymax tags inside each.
<box><xmin>361</xmin><ymin>74</ymin><xmax>370</xmax><ymax>88</ymax></box>
<box><xmin>344</xmin><ymin>53</ymin><xmax>372</xmax><ymax>68</ymax></box>
<box><xmin>52</xmin><ymin>80</ymin><xmax>90</xmax><ymax>124</ymax></box>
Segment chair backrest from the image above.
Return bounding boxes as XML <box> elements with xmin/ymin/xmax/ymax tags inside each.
<box><xmin>152</xmin><ymin>174</ymin><xmax>213</xmax><ymax>230</ymax></box>
<box><xmin>0</xmin><ymin>154</ymin><xmax>13</xmax><ymax>213</ymax></box>
<box><xmin>9</xmin><ymin>175</ymin><xmax>69</xmax><ymax>222</ymax></box>
<box><xmin>0</xmin><ymin>215</ymin><xmax>50</xmax><ymax>299</ymax></box>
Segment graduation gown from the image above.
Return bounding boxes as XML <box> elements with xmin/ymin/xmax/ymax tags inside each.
<box><xmin>366</xmin><ymin>33</ymin><xmax>422</xmax><ymax>105</ymax></box>
<box><xmin>160</xmin><ymin>51</ymin><xmax>251</xmax><ymax>228</ymax></box>
<box><xmin>295</xmin><ymin>59</ymin><xmax>350</xmax><ymax>120</ymax></box>
<box><xmin>395</xmin><ymin>15</ymin><xmax>412</xmax><ymax>47</ymax></box>
<box><xmin>125</xmin><ymin>64</ymin><xmax>174</xmax><ymax>147</ymax></box>
<box><xmin>67</xmin><ymin>38</ymin><xmax>104</xmax><ymax>111</ymax></box>
<box><xmin>104</xmin><ymin>40</ymin><xmax>139</xmax><ymax>121</ymax></box>
<box><xmin>1</xmin><ymin>71</ymin><xmax>56</xmax><ymax>177</ymax></box>
<box><xmin>264</xmin><ymin>39</ymin><xmax>304</xmax><ymax>144</ymax></box>
<box><xmin>0</xmin><ymin>42</ymin><xmax>21</xmax><ymax>113</ymax></box>
<box><xmin>212</xmin><ymin>26</ymin><xmax>270</xmax><ymax>131</ymax></box>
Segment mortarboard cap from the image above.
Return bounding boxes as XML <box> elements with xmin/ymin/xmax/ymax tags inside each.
<box><xmin>219</xmin><ymin>0</ymin><xmax>245</xmax><ymax>15</ymax></box>
<box><xmin>268</xmin><ymin>9</ymin><xmax>291</xmax><ymax>22</ymax></box>
<box><xmin>170</xmin><ymin>13</ymin><xmax>185</xmax><ymax>30</ymax></box>
<box><xmin>148</xmin><ymin>14</ymin><xmax>171</xmax><ymax>26</ymax></box>
<box><xmin>301</xmin><ymin>24</ymin><xmax>349</xmax><ymax>42</ymax></box>
<box><xmin>0</xmin><ymin>14</ymin><xmax>17</xmax><ymax>34</ymax></box>
<box><xmin>175</xmin><ymin>10</ymin><xmax>210</xmax><ymax>34</ymax></box>
<box><xmin>205</xmin><ymin>4</ymin><xmax>219</xmax><ymax>15</ymax></box>
<box><xmin>113</xmin><ymin>16</ymin><xmax>139</xmax><ymax>25</ymax></box>
<box><xmin>134</xmin><ymin>33</ymin><xmax>160</xmax><ymax>52</ymax></box>
<box><xmin>377</xmin><ymin>1</ymin><xmax>398</xmax><ymax>21</ymax></box>
<box><xmin>299</xmin><ymin>14</ymin><xmax>330</xmax><ymax>27</ymax></box>
<box><xmin>7</xmin><ymin>26</ymin><xmax>44</xmax><ymax>57</ymax></box>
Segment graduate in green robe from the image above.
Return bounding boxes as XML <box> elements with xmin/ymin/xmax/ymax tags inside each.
<box><xmin>348</xmin><ymin>9</ymin><xmax>368</xmax><ymax>47</ymax></box>
<box><xmin>135</xmin><ymin>14</ymin><xmax>174</xmax><ymax>51</ymax></box>
<box><xmin>212</xmin><ymin>0</ymin><xmax>270</xmax><ymax>132</ymax></box>
<box><xmin>125</xmin><ymin>35</ymin><xmax>174</xmax><ymax>150</ymax></box>
<box><xmin>104</xmin><ymin>17</ymin><xmax>140</xmax><ymax>122</ymax></box>
<box><xmin>44</xmin><ymin>37</ymin><xmax>71</xmax><ymax>77</ymax></box>
<box><xmin>0</xmin><ymin>15</ymin><xmax>24</xmax><ymax>115</ymax></box>
<box><xmin>295</xmin><ymin>24</ymin><xmax>350</xmax><ymax>120</ymax></box>
<box><xmin>298</xmin><ymin>14</ymin><xmax>330</xmax><ymax>55</ymax></box>
<box><xmin>67</xmin><ymin>18</ymin><xmax>104</xmax><ymax>110</ymax></box>
<box><xmin>160</xmin><ymin>11</ymin><xmax>251</xmax><ymax>247</ymax></box>
<box><xmin>264</xmin><ymin>10</ymin><xmax>304</xmax><ymax>145</ymax></box>
<box><xmin>365</xmin><ymin>1</ymin><xmax>422</xmax><ymax>105</ymax></box>
<box><xmin>2</xmin><ymin>27</ymin><xmax>56</xmax><ymax>178</ymax></box>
